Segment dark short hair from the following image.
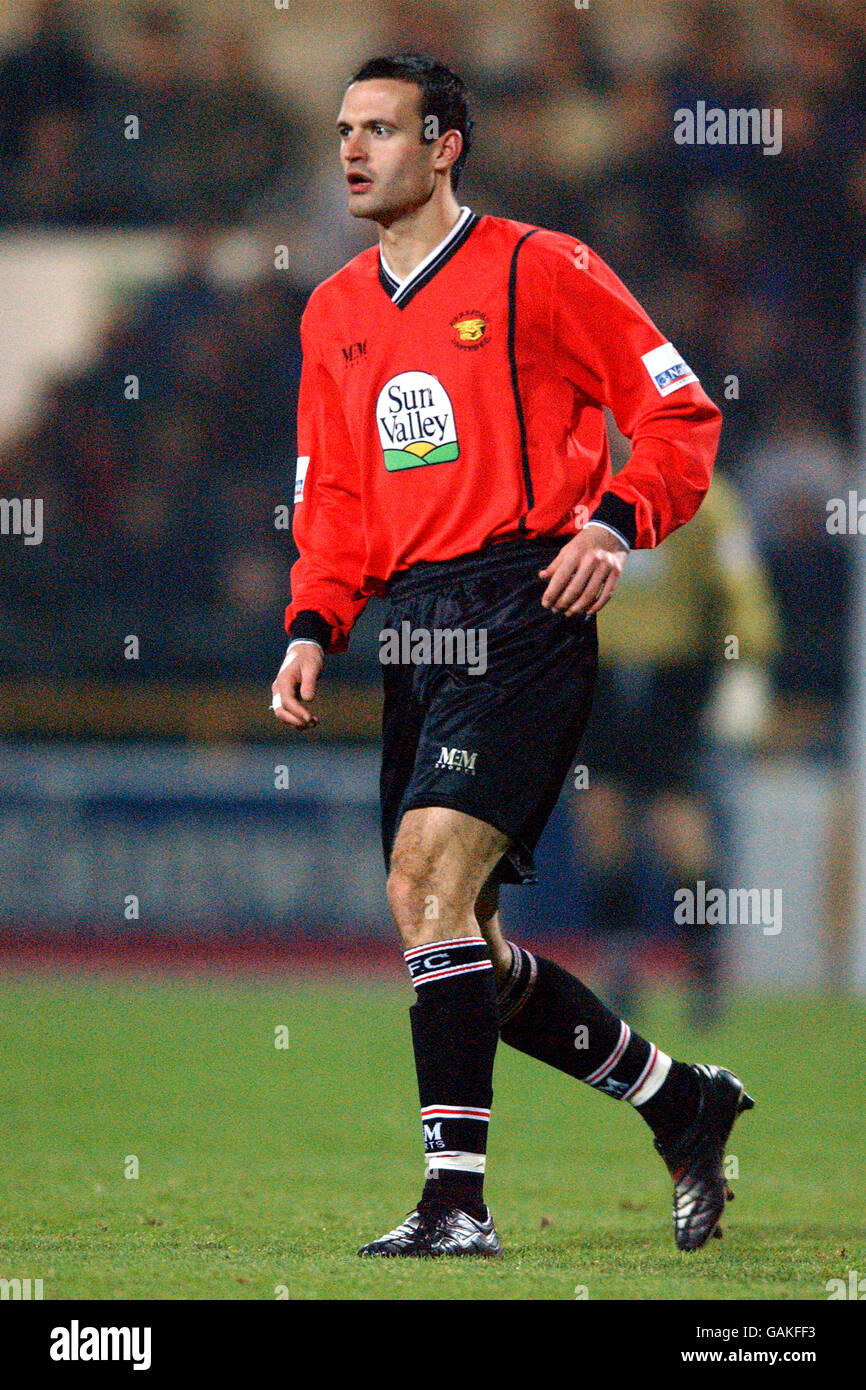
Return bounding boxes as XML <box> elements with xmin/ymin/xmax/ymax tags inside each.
<box><xmin>348</xmin><ymin>53</ymin><xmax>474</xmax><ymax>189</ymax></box>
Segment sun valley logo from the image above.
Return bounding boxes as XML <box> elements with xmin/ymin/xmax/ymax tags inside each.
<box><xmin>376</xmin><ymin>371</ymin><xmax>459</xmax><ymax>472</ymax></box>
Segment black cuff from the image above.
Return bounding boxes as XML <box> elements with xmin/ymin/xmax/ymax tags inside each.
<box><xmin>589</xmin><ymin>492</ymin><xmax>637</xmax><ymax>549</ymax></box>
<box><xmin>289</xmin><ymin>610</ymin><xmax>332</xmax><ymax>650</ymax></box>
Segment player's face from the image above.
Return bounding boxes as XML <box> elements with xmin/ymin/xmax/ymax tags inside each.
<box><xmin>336</xmin><ymin>80</ymin><xmax>440</xmax><ymax>224</ymax></box>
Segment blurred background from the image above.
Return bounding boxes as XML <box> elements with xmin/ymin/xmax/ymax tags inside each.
<box><xmin>1</xmin><ymin>0</ymin><xmax>864</xmax><ymax>1020</ymax></box>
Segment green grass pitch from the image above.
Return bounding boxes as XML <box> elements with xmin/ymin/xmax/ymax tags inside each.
<box><xmin>1</xmin><ymin>975</ymin><xmax>864</xmax><ymax>1300</ymax></box>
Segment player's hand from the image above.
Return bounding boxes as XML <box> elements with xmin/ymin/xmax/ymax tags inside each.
<box><xmin>539</xmin><ymin>524</ymin><xmax>628</xmax><ymax>616</ymax></box>
<box><xmin>271</xmin><ymin>642</ymin><xmax>324</xmax><ymax>730</ymax></box>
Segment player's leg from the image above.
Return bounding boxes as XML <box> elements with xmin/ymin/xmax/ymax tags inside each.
<box><xmin>359</xmin><ymin>805</ymin><xmax>508</xmax><ymax>1258</ymax></box>
<box><xmin>476</xmin><ymin>872</ymin><xmax>697</xmax><ymax>1127</ymax></box>
<box><xmin>388</xmin><ymin>804</ymin><xmax>508</xmax><ymax>947</ymax></box>
<box><xmin>475</xmin><ymin>849</ymin><xmax>754</xmax><ymax>1252</ymax></box>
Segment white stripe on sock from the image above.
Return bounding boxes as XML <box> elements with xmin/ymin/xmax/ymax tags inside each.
<box><xmin>585</xmin><ymin>1020</ymin><xmax>631</xmax><ymax>1086</ymax></box>
<box><xmin>626</xmin><ymin>1047</ymin><xmax>672</xmax><ymax>1106</ymax></box>
<box><xmin>421</xmin><ymin>1105</ymin><xmax>490</xmax><ymax>1121</ymax></box>
<box><xmin>425</xmin><ymin>1151</ymin><xmax>486</xmax><ymax>1174</ymax></box>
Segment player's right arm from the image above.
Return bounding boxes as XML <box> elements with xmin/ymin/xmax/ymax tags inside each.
<box><xmin>272</xmin><ymin>308</ymin><xmax>368</xmax><ymax>730</ymax></box>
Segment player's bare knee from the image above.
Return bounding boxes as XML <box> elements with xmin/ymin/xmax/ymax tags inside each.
<box><xmin>386</xmin><ymin>852</ymin><xmax>479</xmax><ymax>949</ymax></box>
<box><xmin>386</xmin><ymin>862</ymin><xmax>447</xmax><ymax>947</ymax></box>
<box><xmin>388</xmin><ymin>809</ymin><xmax>506</xmax><ymax>947</ymax></box>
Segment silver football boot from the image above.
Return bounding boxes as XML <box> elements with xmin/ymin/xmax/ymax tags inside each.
<box><xmin>358</xmin><ymin>1200</ymin><xmax>503</xmax><ymax>1257</ymax></box>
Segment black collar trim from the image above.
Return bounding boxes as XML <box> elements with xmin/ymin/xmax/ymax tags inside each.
<box><xmin>378</xmin><ymin>210</ymin><xmax>479</xmax><ymax>309</ymax></box>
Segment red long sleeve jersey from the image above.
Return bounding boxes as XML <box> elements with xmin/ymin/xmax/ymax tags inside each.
<box><xmin>286</xmin><ymin>210</ymin><xmax>722</xmax><ymax>653</ymax></box>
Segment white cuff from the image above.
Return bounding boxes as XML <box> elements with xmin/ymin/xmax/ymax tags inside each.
<box><xmin>279</xmin><ymin>638</ymin><xmax>324</xmax><ymax>673</ymax></box>
<box><xmin>584</xmin><ymin>520</ymin><xmax>631</xmax><ymax>551</ymax></box>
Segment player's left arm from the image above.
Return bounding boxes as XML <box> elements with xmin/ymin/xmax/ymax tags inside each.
<box><xmin>539</xmin><ymin>241</ymin><xmax>723</xmax><ymax>616</ymax></box>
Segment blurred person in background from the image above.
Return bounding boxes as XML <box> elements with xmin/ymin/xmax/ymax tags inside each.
<box><xmin>573</xmin><ymin>463</ymin><xmax>779</xmax><ymax>1028</ymax></box>
<box><xmin>737</xmin><ymin>368</ymin><xmax>859</xmax><ymax>999</ymax></box>
<box><xmin>740</xmin><ymin>388</ymin><xmax>854</xmax><ymax>748</ymax></box>
<box><xmin>197</xmin><ymin>25</ymin><xmax>299</xmax><ymax>217</ymax></box>
<box><xmin>465</xmin><ymin>3</ymin><xmax>614</xmax><ymax>235</ymax></box>
<box><xmin>0</xmin><ymin>0</ymin><xmax>97</xmax><ymax>224</ymax></box>
<box><xmin>83</xmin><ymin>2</ymin><xmax>213</xmax><ymax>224</ymax></box>
<box><xmin>660</xmin><ymin>0</ymin><xmax>765</xmax><ymax>191</ymax></box>
<box><xmin>1</xmin><ymin>1</ymin><xmax>301</xmax><ymax>226</ymax></box>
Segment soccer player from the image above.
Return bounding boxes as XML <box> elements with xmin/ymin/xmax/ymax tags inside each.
<box><xmin>272</xmin><ymin>54</ymin><xmax>754</xmax><ymax>1258</ymax></box>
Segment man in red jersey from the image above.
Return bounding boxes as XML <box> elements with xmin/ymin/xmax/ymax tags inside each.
<box><xmin>271</xmin><ymin>54</ymin><xmax>753</xmax><ymax>1258</ymax></box>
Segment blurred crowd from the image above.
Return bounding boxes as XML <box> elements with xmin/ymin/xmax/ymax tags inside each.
<box><xmin>0</xmin><ymin>1</ymin><xmax>301</xmax><ymax>225</ymax></box>
<box><xmin>1</xmin><ymin>0</ymin><xmax>864</xmax><ymax>739</ymax></box>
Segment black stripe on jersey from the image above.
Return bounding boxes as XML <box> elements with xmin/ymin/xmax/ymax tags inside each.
<box><xmin>380</xmin><ymin>212</ymin><xmax>480</xmax><ymax>309</ymax></box>
<box><xmin>508</xmin><ymin>228</ymin><xmax>539</xmax><ymax>532</ymax></box>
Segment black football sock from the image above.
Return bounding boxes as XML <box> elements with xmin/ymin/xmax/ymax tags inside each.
<box><xmin>405</xmin><ymin>936</ymin><xmax>499</xmax><ymax>1221</ymax></box>
<box><xmin>497</xmin><ymin>943</ymin><xmax>700</xmax><ymax>1136</ymax></box>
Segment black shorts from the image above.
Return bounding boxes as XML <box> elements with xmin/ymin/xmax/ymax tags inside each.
<box><xmin>379</xmin><ymin>537</ymin><xmax>598</xmax><ymax>886</ymax></box>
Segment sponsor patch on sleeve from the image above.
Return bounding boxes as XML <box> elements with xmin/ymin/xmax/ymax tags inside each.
<box><xmin>641</xmin><ymin>342</ymin><xmax>698</xmax><ymax>397</ymax></box>
<box><xmin>294</xmin><ymin>455</ymin><xmax>310</xmax><ymax>503</ymax></box>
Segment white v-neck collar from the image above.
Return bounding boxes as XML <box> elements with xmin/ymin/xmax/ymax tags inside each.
<box><xmin>379</xmin><ymin>206</ymin><xmax>473</xmax><ymax>294</ymax></box>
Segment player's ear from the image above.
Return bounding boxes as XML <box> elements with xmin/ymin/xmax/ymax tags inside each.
<box><xmin>433</xmin><ymin>127</ymin><xmax>462</xmax><ymax>180</ymax></box>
